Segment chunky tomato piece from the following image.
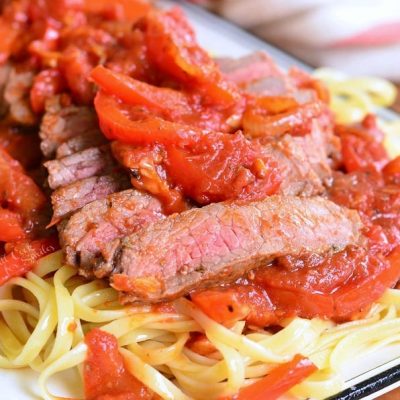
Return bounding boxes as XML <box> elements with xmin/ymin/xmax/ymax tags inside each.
<box><xmin>383</xmin><ymin>156</ymin><xmax>400</xmax><ymax>184</ymax></box>
<box><xmin>0</xmin><ymin>209</ymin><xmax>26</xmax><ymax>242</ymax></box>
<box><xmin>329</xmin><ymin>171</ymin><xmax>400</xmax><ymax>254</ymax></box>
<box><xmin>0</xmin><ymin>18</ymin><xmax>21</xmax><ymax>64</ymax></box>
<box><xmin>251</xmin><ymin>247</ymin><xmax>400</xmax><ymax>322</ymax></box>
<box><xmin>191</xmin><ymin>285</ymin><xmax>277</xmax><ymax>327</ymax></box>
<box><xmin>112</xmin><ymin>141</ymin><xmax>186</xmax><ymax>213</ymax></box>
<box><xmin>165</xmin><ymin>132</ymin><xmax>281</xmax><ymax>204</ymax></box>
<box><xmin>83</xmin><ymin>0</ymin><xmax>151</xmax><ymax>22</ymax></box>
<box><xmin>59</xmin><ymin>45</ymin><xmax>95</xmax><ymax>104</ymax></box>
<box><xmin>30</xmin><ymin>69</ymin><xmax>65</xmax><ymax>113</ymax></box>
<box><xmin>336</xmin><ymin>114</ymin><xmax>389</xmax><ymax>173</ymax></box>
<box><xmin>340</xmin><ymin>134</ymin><xmax>388</xmax><ymax>173</ymax></box>
<box><xmin>145</xmin><ymin>8</ymin><xmax>239</xmax><ymax>105</ymax></box>
<box><xmin>91</xmin><ymin>65</ymin><xmax>192</xmax><ymax>117</ymax></box>
<box><xmin>0</xmin><ymin>236</ymin><xmax>59</xmax><ymax>286</ymax></box>
<box><xmin>94</xmin><ymin>90</ymin><xmax>203</xmax><ymax>146</ymax></box>
<box><xmin>0</xmin><ymin>147</ymin><xmax>46</xmax><ymax>217</ymax></box>
<box><xmin>333</xmin><ymin>247</ymin><xmax>400</xmax><ymax>319</ymax></box>
<box><xmin>84</xmin><ymin>328</ymin><xmax>155</xmax><ymax>400</ymax></box>
<box><xmin>195</xmin><ymin>246</ymin><xmax>400</xmax><ymax>327</ymax></box>
<box><xmin>224</xmin><ymin>354</ymin><xmax>317</xmax><ymax>400</ymax></box>
<box><xmin>91</xmin><ymin>66</ymin><xmax>241</xmax><ymax>133</ymax></box>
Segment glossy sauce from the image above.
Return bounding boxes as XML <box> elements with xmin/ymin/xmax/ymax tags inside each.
<box><xmin>84</xmin><ymin>328</ymin><xmax>156</xmax><ymax>400</ymax></box>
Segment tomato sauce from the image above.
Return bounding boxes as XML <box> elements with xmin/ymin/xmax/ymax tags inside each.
<box><xmin>192</xmin><ymin>115</ymin><xmax>400</xmax><ymax>327</ymax></box>
<box><xmin>84</xmin><ymin>328</ymin><xmax>156</xmax><ymax>400</ymax></box>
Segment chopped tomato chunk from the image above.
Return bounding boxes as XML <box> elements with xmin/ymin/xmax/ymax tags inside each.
<box><xmin>165</xmin><ymin>132</ymin><xmax>281</xmax><ymax>204</ymax></box>
<box><xmin>145</xmin><ymin>8</ymin><xmax>239</xmax><ymax>105</ymax></box>
<box><xmin>191</xmin><ymin>285</ymin><xmax>277</xmax><ymax>327</ymax></box>
<box><xmin>111</xmin><ymin>141</ymin><xmax>186</xmax><ymax>214</ymax></box>
<box><xmin>0</xmin><ymin>18</ymin><xmax>20</xmax><ymax>64</ymax></box>
<box><xmin>383</xmin><ymin>156</ymin><xmax>400</xmax><ymax>184</ymax></box>
<box><xmin>0</xmin><ymin>236</ymin><xmax>59</xmax><ymax>286</ymax></box>
<box><xmin>94</xmin><ymin>90</ymin><xmax>202</xmax><ymax>146</ymax></box>
<box><xmin>91</xmin><ymin>65</ymin><xmax>192</xmax><ymax>117</ymax></box>
<box><xmin>59</xmin><ymin>45</ymin><xmax>95</xmax><ymax>104</ymax></box>
<box><xmin>30</xmin><ymin>69</ymin><xmax>65</xmax><ymax>113</ymax></box>
<box><xmin>84</xmin><ymin>328</ymin><xmax>156</xmax><ymax>400</ymax></box>
<box><xmin>83</xmin><ymin>0</ymin><xmax>151</xmax><ymax>22</ymax></box>
<box><xmin>336</xmin><ymin>114</ymin><xmax>389</xmax><ymax>173</ymax></box>
<box><xmin>0</xmin><ymin>209</ymin><xmax>26</xmax><ymax>242</ymax></box>
<box><xmin>0</xmin><ymin>147</ymin><xmax>46</xmax><ymax>218</ymax></box>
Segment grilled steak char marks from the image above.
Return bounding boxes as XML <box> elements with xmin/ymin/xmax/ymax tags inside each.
<box><xmin>60</xmin><ymin>189</ymin><xmax>165</xmax><ymax>277</ymax></box>
<box><xmin>105</xmin><ymin>196</ymin><xmax>362</xmax><ymax>303</ymax></box>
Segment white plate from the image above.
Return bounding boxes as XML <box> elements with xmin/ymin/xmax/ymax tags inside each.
<box><xmin>2</xmin><ymin>1</ymin><xmax>400</xmax><ymax>399</ymax></box>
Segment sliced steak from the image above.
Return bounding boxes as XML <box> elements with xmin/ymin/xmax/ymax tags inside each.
<box><xmin>291</xmin><ymin>120</ymin><xmax>333</xmax><ymax>182</ymax></box>
<box><xmin>56</xmin><ymin>130</ymin><xmax>108</xmax><ymax>158</ymax></box>
<box><xmin>217</xmin><ymin>52</ymin><xmax>293</xmax><ymax>96</ymax></box>
<box><xmin>51</xmin><ymin>173</ymin><xmax>130</xmax><ymax>223</ymax></box>
<box><xmin>44</xmin><ymin>145</ymin><xmax>116</xmax><ymax>189</ymax></box>
<box><xmin>39</xmin><ymin>95</ymin><xmax>99</xmax><ymax>157</ymax></box>
<box><xmin>4</xmin><ymin>66</ymin><xmax>36</xmax><ymax>125</ymax></box>
<box><xmin>261</xmin><ymin>121</ymin><xmax>332</xmax><ymax>196</ymax></box>
<box><xmin>60</xmin><ymin>189</ymin><xmax>165</xmax><ymax>277</ymax></box>
<box><xmin>103</xmin><ymin>195</ymin><xmax>362</xmax><ymax>303</ymax></box>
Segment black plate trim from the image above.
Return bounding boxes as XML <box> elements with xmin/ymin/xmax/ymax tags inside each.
<box><xmin>327</xmin><ymin>363</ymin><xmax>400</xmax><ymax>400</ymax></box>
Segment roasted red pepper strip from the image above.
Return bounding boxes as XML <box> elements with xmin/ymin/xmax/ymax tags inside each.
<box><xmin>94</xmin><ymin>90</ymin><xmax>203</xmax><ymax>146</ymax></box>
<box><xmin>91</xmin><ymin>65</ymin><xmax>191</xmax><ymax>115</ymax></box>
<box><xmin>222</xmin><ymin>354</ymin><xmax>317</xmax><ymax>400</ymax></box>
<box><xmin>0</xmin><ymin>236</ymin><xmax>59</xmax><ymax>286</ymax></box>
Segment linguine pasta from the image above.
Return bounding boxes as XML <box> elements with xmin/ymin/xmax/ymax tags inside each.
<box><xmin>1</xmin><ymin>249</ymin><xmax>400</xmax><ymax>400</ymax></box>
<box><xmin>314</xmin><ymin>68</ymin><xmax>400</xmax><ymax>159</ymax></box>
<box><xmin>1</xmin><ymin>73</ymin><xmax>400</xmax><ymax>400</ymax></box>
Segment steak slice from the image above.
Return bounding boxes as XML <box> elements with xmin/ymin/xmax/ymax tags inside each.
<box><xmin>103</xmin><ymin>195</ymin><xmax>362</xmax><ymax>303</ymax></box>
<box><xmin>4</xmin><ymin>66</ymin><xmax>36</xmax><ymax>125</ymax></box>
<box><xmin>44</xmin><ymin>145</ymin><xmax>116</xmax><ymax>189</ymax></box>
<box><xmin>39</xmin><ymin>95</ymin><xmax>99</xmax><ymax>157</ymax></box>
<box><xmin>56</xmin><ymin>130</ymin><xmax>108</xmax><ymax>158</ymax></box>
<box><xmin>60</xmin><ymin>189</ymin><xmax>165</xmax><ymax>277</ymax></box>
<box><xmin>217</xmin><ymin>52</ymin><xmax>292</xmax><ymax>96</ymax></box>
<box><xmin>263</xmin><ymin>123</ymin><xmax>332</xmax><ymax>196</ymax></box>
<box><xmin>51</xmin><ymin>173</ymin><xmax>130</xmax><ymax>223</ymax></box>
